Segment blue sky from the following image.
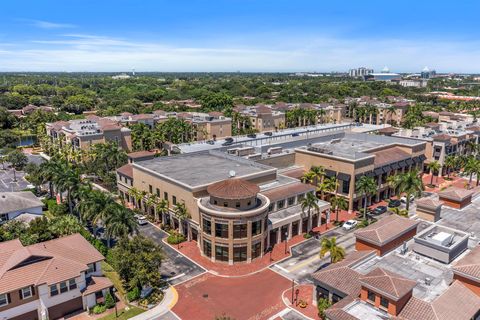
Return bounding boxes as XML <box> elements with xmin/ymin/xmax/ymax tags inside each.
<box><xmin>0</xmin><ymin>0</ymin><xmax>479</xmax><ymax>72</ymax></box>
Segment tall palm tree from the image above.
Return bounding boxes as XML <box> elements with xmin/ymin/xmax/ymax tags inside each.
<box><xmin>356</xmin><ymin>176</ymin><xmax>377</xmax><ymax>220</ymax></box>
<box><xmin>317</xmin><ymin>176</ymin><xmax>337</xmax><ymax>200</ymax></box>
<box><xmin>128</xmin><ymin>187</ymin><xmax>145</xmax><ymax>209</ymax></box>
<box><xmin>386</xmin><ymin>106</ymin><xmax>397</xmax><ymax>125</ymax></box>
<box><xmin>145</xmin><ymin>194</ymin><xmax>158</xmax><ymax>219</ymax></box>
<box><xmin>300</xmin><ymin>171</ymin><xmax>315</xmax><ymax>184</ymax></box>
<box><xmin>464</xmin><ymin>157</ymin><xmax>479</xmax><ymax>188</ymax></box>
<box><xmin>330</xmin><ymin>195</ymin><xmax>348</xmax><ymax>222</ymax></box>
<box><xmin>300</xmin><ymin>192</ymin><xmax>320</xmax><ymax>232</ymax></box>
<box><xmin>319</xmin><ymin>237</ymin><xmax>345</xmax><ymax>264</ymax></box>
<box><xmin>427</xmin><ymin>161</ymin><xmax>441</xmax><ymax>186</ymax></box>
<box><xmin>444</xmin><ymin>155</ymin><xmax>457</xmax><ymax>179</ymax></box>
<box><xmin>104</xmin><ymin>204</ymin><xmax>138</xmax><ymax>247</ymax></box>
<box><xmin>77</xmin><ymin>190</ymin><xmax>115</xmax><ymax>230</ymax></box>
<box><xmin>174</xmin><ymin>202</ymin><xmax>190</xmax><ymax>245</ymax></box>
<box><xmin>386</xmin><ymin>174</ymin><xmax>401</xmax><ymax>197</ymax></box>
<box><xmin>310</xmin><ymin>166</ymin><xmax>325</xmax><ymax>186</ymax></box>
<box><xmin>156</xmin><ymin>199</ymin><xmax>170</xmax><ymax>225</ymax></box>
<box><xmin>397</xmin><ymin>170</ymin><xmax>424</xmax><ymax>211</ymax></box>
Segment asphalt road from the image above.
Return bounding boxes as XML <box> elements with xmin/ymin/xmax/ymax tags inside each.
<box><xmin>138</xmin><ymin>223</ymin><xmax>205</xmax><ymax>285</ymax></box>
<box><xmin>271</xmin><ymin>227</ymin><xmax>356</xmax><ymax>283</ymax></box>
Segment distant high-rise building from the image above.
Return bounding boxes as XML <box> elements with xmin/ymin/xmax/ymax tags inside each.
<box><xmin>421</xmin><ymin>66</ymin><xmax>436</xmax><ymax>79</ymax></box>
<box><xmin>349</xmin><ymin>67</ymin><xmax>373</xmax><ymax>78</ymax></box>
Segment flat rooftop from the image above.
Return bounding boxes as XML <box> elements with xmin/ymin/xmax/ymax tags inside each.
<box><xmin>133</xmin><ymin>151</ymin><xmax>273</xmax><ymax>188</ymax></box>
<box><xmin>343</xmin><ymin>300</ymin><xmax>389</xmax><ymax>320</ymax></box>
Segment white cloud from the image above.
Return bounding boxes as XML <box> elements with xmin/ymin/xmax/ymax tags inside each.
<box><xmin>1</xmin><ymin>34</ymin><xmax>480</xmax><ymax>72</ymax></box>
<box><xmin>28</xmin><ymin>19</ymin><xmax>76</xmax><ymax>29</ymax></box>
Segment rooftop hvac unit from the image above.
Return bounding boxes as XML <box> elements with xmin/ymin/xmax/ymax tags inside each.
<box><xmin>430</xmin><ymin>232</ymin><xmax>454</xmax><ymax>246</ymax></box>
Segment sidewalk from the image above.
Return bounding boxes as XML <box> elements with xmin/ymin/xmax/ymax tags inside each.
<box><xmin>129</xmin><ymin>286</ymin><xmax>178</xmax><ymax>320</ymax></box>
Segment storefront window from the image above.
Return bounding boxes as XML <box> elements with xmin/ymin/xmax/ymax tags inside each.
<box><xmin>233</xmin><ymin>223</ymin><xmax>248</xmax><ymax>238</ymax></box>
<box><xmin>288</xmin><ymin>197</ymin><xmax>295</xmax><ymax>206</ymax></box>
<box><xmin>233</xmin><ymin>246</ymin><xmax>247</xmax><ymax>262</ymax></box>
<box><xmin>215</xmin><ymin>223</ymin><xmax>229</xmax><ymax>238</ymax></box>
<box><xmin>203</xmin><ymin>239</ymin><xmax>212</xmax><ymax>258</ymax></box>
<box><xmin>251</xmin><ymin>241</ymin><xmax>262</xmax><ymax>259</ymax></box>
<box><xmin>215</xmin><ymin>244</ymin><xmax>229</xmax><ymax>262</ymax></box>
<box><xmin>252</xmin><ymin>220</ymin><xmax>262</xmax><ymax>236</ymax></box>
<box><xmin>203</xmin><ymin>218</ymin><xmax>211</xmax><ymax>235</ymax></box>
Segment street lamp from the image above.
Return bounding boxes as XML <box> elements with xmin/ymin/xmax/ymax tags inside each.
<box><xmin>284</xmin><ymin>231</ymin><xmax>288</xmax><ymax>254</ymax></box>
<box><xmin>291</xmin><ymin>279</ymin><xmax>295</xmax><ymax>305</ymax></box>
<box><xmin>113</xmin><ymin>287</ymin><xmax>118</xmax><ymax>318</ymax></box>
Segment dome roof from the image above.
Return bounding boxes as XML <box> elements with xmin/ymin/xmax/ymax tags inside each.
<box><xmin>207</xmin><ymin>178</ymin><xmax>260</xmax><ymax>200</ymax></box>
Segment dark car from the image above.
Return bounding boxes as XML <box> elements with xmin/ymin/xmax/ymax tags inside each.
<box><xmin>222</xmin><ymin>141</ymin><xmax>233</xmax><ymax>146</ymax></box>
<box><xmin>372</xmin><ymin>206</ymin><xmax>388</xmax><ymax>215</ymax></box>
<box><xmin>206</xmin><ymin>140</ymin><xmax>215</xmax><ymax>145</ymax></box>
<box><xmin>292</xmin><ymin>133</ymin><xmax>300</xmax><ymax>137</ymax></box>
<box><xmin>225</xmin><ymin>137</ymin><xmax>234</xmax><ymax>143</ymax></box>
<box><xmin>264</xmin><ymin>132</ymin><xmax>273</xmax><ymax>136</ymax></box>
<box><xmin>388</xmin><ymin>199</ymin><xmax>401</xmax><ymax>208</ymax></box>
<box><xmin>247</xmin><ymin>133</ymin><xmax>257</xmax><ymax>138</ymax></box>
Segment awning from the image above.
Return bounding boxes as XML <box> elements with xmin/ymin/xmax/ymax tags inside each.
<box><xmin>406</xmin><ymin>158</ymin><xmax>414</xmax><ymax>165</ymax></box>
<box><xmin>325</xmin><ymin>169</ymin><xmax>336</xmax><ymax>177</ymax></box>
<box><xmin>382</xmin><ymin>165</ymin><xmax>392</xmax><ymax>173</ymax></box>
<box><xmin>391</xmin><ymin>163</ymin><xmax>400</xmax><ymax>170</ymax></box>
<box><xmin>337</xmin><ymin>172</ymin><xmax>351</xmax><ymax>181</ymax></box>
<box><xmin>365</xmin><ymin>171</ymin><xmax>375</xmax><ymax>178</ymax></box>
<box><xmin>374</xmin><ymin>168</ymin><xmax>384</xmax><ymax>176</ymax></box>
<box><xmin>412</xmin><ymin>156</ymin><xmax>421</xmax><ymax>163</ymax></box>
<box><xmin>398</xmin><ymin>160</ymin><xmax>407</xmax><ymax>168</ymax></box>
<box><xmin>419</xmin><ymin>154</ymin><xmax>427</xmax><ymax>161</ymax></box>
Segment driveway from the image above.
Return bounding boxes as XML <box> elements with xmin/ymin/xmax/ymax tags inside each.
<box><xmin>138</xmin><ymin>223</ymin><xmax>205</xmax><ymax>285</ymax></box>
<box><xmin>271</xmin><ymin>227</ymin><xmax>357</xmax><ymax>283</ymax></box>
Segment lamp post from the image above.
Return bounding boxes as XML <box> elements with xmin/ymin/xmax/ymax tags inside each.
<box><xmin>291</xmin><ymin>279</ymin><xmax>295</xmax><ymax>305</ymax></box>
<box><xmin>284</xmin><ymin>231</ymin><xmax>288</xmax><ymax>254</ymax></box>
<box><xmin>113</xmin><ymin>288</ymin><xmax>118</xmax><ymax>318</ymax></box>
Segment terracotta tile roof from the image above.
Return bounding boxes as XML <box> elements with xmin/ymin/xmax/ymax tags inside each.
<box><xmin>425</xmin><ymin>122</ymin><xmax>440</xmax><ymax>128</ymax></box>
<box><xmin>377</xmin><ymin>127</ymin><xmax>399</xmax><ymax>134</ymax></box>
<box><xmin>127</xmin><ymin>150</ymin><xmax>157</xmax><ymax>159</ymax></box>
<box><xmin>131</xmin><ymin>114</ymin><xmax>154</xmax><ymax>121</ymax></box>
<box><xmin>415</xmin><ymin>197</ymin><xmax>444</xmax><ymax>209</ymax></box>
<box><xmin>354</xmin><ymin>215</ymin><xmax>419</xmax><ymax>246</ymax></box>
<box><xmin>324</xmin><ymin>295</ymin><xmax>359</xmax><ymax>320</ymax></box>
<box><xmin>0</xmin><ymin>234</ymin><xmax>104</xmax><ymax>293</ymax></box>
<box><xmin>207</xmin><ymin>178</ymin><xmax>260</xmax><ymax>200</ymax></box>
<box><xmin>438</xmin><ymin>187</ymin><xmax>473</xmax><ymax>201</ymax></box>
<box><xmin>82</xmin><ymin>276</ymin><xmax>113</xmax><ymax>296</ymax></box>
<box><xmin>452</xmin><ymin>246</ymin><xmax>480</xmax><ymax>280</ymax></box>
<box><xmin>370</xmin><ymin>147</ymin><xmax>411</xmax><ymax>166</ymax></box>
<box><xmin>360</xmin><ymin>268</ymin><xmax>416</xmax><ymax>300</ymax></box>
<box><xmin>208</xmin><ymin>111</ymin><xmax>224</xmax><ymax>117</ymax></box>
<box><xmin>398</xmin><ymin>281</ymin><xmax>480</xmax><ymax>320</ymax></box>
<box><xmin>0</xmin><ymin>191</ymin><xmax>43</xmax><ymax>215</ymax></box>
<box><xmin>49</xmin><ymin>120</ymin><xmax>69</xmax><ymax>130</ymax></box>
<box><xmin>280</xmin><ymin>167</ymin><xmax>306</xmax><ymax>179</ymax></box>
<box><xmin>255</xmin><ymin>105</ymin><xmax>272</xmax><ymax>115</ymax></box>
<box><xmin>117</xmin><ymin>164</ymin><xmax>133</xmax><ymax>178</ymax></box>
<box><xmin>261</xmin><ymin>182</ymin><xmax>314</xmax><ymax>202</ymax></box>
<box><xmin>432</xmin><ymin>133</ymin><xmax>452</xmax><ymax>141</ymax></box>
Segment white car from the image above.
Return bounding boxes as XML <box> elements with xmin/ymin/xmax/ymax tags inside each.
<box><xmin>136</xmin><ymin>215</ymin><xmax>148</xmax><ymax>225</ymax></box>
<box><xmin>400</xmin><ymin>195</ymin><xmax>415</xmax><ymax>203</ymax></box>
<box><xmin>343</xmin><ymin>220</ymin><xmax>358</xmax><ymax>231</ymax></box>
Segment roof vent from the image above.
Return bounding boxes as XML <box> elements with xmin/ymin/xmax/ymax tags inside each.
<box><xmin>228</xmin><ymin>170</ymin><xmax>236</xmax><ymax>178</ymax></box>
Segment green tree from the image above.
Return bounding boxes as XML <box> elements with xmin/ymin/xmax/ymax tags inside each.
<box><xmin>319</xmin><ymin>237</ymin><xmax>345</xmax><ymax>263</ymax></box>
<box><xmin>397</xmin><ymin>170</ymin><xmax>424</xmax><ymax>211</ymax></box>
<box><xmin>104</xmin><ymin>204</ymin><xmax>138</xmax><ymax>247</ymax></box>
<box><xmin>427</xmin><ymin>160</ymin><xmax>441</xmax><ymax>186</ymax></box>
<box><xmin>355</xmin><ymin>176</ymin><xmax>377</xmax><ymax>220</ymax></box>
<box><xmin>317</xmin><ymin>298</ymin><xmax>332</xmax><ymax>319</ymax></box>
<box><xmin>7</xmin><ymin>149</ymin><xmax>28</xmax><ymax>182</ymax></box>
<box><xmin>300</xmin><ymin>192</ymin><xmax>319</xmax><ymax>231</ymax></box>
<box><xmin>174</xmin><ymin>202</ymin><xmax>190</xmax><ymax>246</ymax></box>
<box><xmin>330</xmin><ymin>195</ymin><xmax>348</xmax><ymax>222</ymax></box>
<box><xmin>444</xmin><ymin>155</ymin><xmax>457</xmax><ymax>179</ymax></box>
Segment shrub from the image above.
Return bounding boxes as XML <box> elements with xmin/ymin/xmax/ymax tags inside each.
<box><xmin>167</xmin><ymin>231</ymin><xmax>186</xmax><ymax>245</ymax></box>
<box><xmin>104</xmin><ymin>292</ymin><xmax>115</xmax><ymax>309</ymax></box>
<box><xmin>303</xmin><ymin>233</ymin><xmax>312</xmax><ymax>239</ymax></box>
<box><xmin>92</xmin><ymin>304</ymin><xmax>107</xmax><ymax>314</ymax></box>
<box><xmin>317</xmin><ymin>298</ymin><xmax>332</xmax><ymax>319</ymax></box>
<box><xmin>126</xmin><ymin>287</ymin><xmax>140</xmax><ymax>302</ymax></box>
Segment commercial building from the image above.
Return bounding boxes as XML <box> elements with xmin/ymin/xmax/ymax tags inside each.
<box><xmin>46</xmin><ymin>115</ymin><xmax>132</xmax><ymax>151</ymax></box>
<box><xmin>364</xmin><ymin>67</ymin><xmax>401</xmax><ymax>82</ymax></box>
<box><xmin>235</xmin><ymin>105</ymin><xmax>286</xmax><ymax>132</ymax></box>
<box><xmin>0</xmin><ymin>191</ymin><xmax>44</xmax><ymax>225</ymax></box>
<box><xmin>0</xmin><ymin>234</ymin><xmax>112</xmax><ymax>320</ymax></box>
<box><xmin>349</xmin><ymin>67</ymin><xmax>373</xmax><ymax>78</ymax></box>
<box><xmin>117</xmin><ymin>150</ymin><xmax>329</xmax><ymax>265</ymax></box>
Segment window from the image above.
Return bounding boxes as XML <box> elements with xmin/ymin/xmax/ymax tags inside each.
<box><xmin>214</xmin><ymin>200</ymin><xmax>218</xmax><ymax>205</ymax></box>
<box><xmin>59</xmin><ymin>282</ymin><xmax>68</xmax><ymax>294</ymax></box>
<box><xmin>21</xmin><ymin>286</ymin><xmax>32</xmax><ymax>299</ymax></box>
<box><xmin>164</xmin><ymin>192</ymin><xmax>168</xmax><ymax>200</ymax></box>
<box><xmin>215</xmin><ymin>245</ymin><xmax>229</xmax><ymax>262</ymax></box>
<box><xmin>203</xmin><ymin>239</ymin><xmax>212</xmax><ymax>258</ymax></box>
<box><xmin>252</xmin><ymin>220</ymin><xmax>262</xmax><ymax>236</ymax></box>
<box><xmin>87</xmin><ymin>263</ymin><xmax>96</xmax><ymax>274</ymax></box>
<box><xmin>223</xmin><ymin>202</ymin><xmax>228</xmax><ymax>207</ymax></box>
<box><xmin>0</xmin><ymin>214</ymin><xmax>8</xmax><ymax>223</ymax></box>
<box><xmin>203</xmin><ymin>218</ymin><xmax>211</xmax><ymax>235</ymax></box>
<box><xmin>233</xmin><ymin>246</ymin><xmax>247</xmax><ymax>262</ymax></box>
<box><xmin>380</xmin><ymin>296</ymin><xmax>389</xmax><ymax>309</ymax></box>
<box><xmin>268</xmin><ymin>204</ymin><xmax>274</xmax><ymax>212</ymax></box>
<box><xmin>149</xmin><ymin>185</ymin><xmax>153</xmax><ymax>193</ymax></box>
<box><xmin>0</xmin><ymin>293</ymin><xmax>8</xmax><ymax>307</ymax></box>
<box><xmin>215</xmin><ymin>223</ymin><xmax>229</xmax><ymax>238</ymax></box>
<box><xmin>277</xmin><ymin>200</ymin><xmax>285</xmax><ymax>209</ymax></box>
<box><xmin>233</xmin><ymin>223</ymin><xmax>247</xmax><ymax>239</ymax></box>
<box><xmin>235</xmin><ymin>202</ymin><xmax>240</xmax><ymax>208</ymax></box>
<box><xmin>288</xmin><ymin>197</ymin><xmax>295</xmax><ymax>206</ymax></box>
<box><xmin>297</xmin><ymin>194</ymin><xmax>305</xmax><ymax>202</ymax></box>
<box><xmin>156</xmin><ymin>188</ymin><xmax>160</xmax><ymax>196</ymax></box>
<box><xmin>69</xmin><ymin>279</ymin><xmax>77</xmax><ymax>290</ymax></box>
<box><xmin>50</xmin><ymin>284</ymin><xmax>59</xmax><ymax>296</ymax></box>
<box><xmin>367</xmin><ymin>290</ymin><xmax>375</xmax><ymax>303</ymax></box>
<box><xmin>252</xmin><ymin>241</ymin><xmax>262</xmax><ymax>259</ymax></box>
<box><xmin>172</xmin><ymin>196</ymin><xmax>177</xmax><ymax>205</ymax></box>
<box><xmin>342</xmin><ymin>180</ymin><xmax>350</xmax><ymax>194</ymax></box>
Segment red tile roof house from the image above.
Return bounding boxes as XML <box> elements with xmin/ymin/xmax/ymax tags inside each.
<box><xmin>354</xmin><ymin>215</ymin><xmax>419</xmax><ymax>256</ymax></box>
<box><xmin>313</xmin><ymin>251</ymin><xmax>480</xmax><ymax>320</ymax></box>
<box><xmin>0</xmin><ymin>234</ymin><xmax>113</xmax><ymax>320</ymax></box>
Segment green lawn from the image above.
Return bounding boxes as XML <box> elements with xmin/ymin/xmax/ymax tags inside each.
<box><xmin>98</xmin><ymin>306</ymin><xmax>145</xmax><ymax>320</ymax></box>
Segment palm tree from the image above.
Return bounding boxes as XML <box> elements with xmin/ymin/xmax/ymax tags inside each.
<box><xmin>330</xmin><ymin>196</ymin><xmax>348</xmax><ymax>222</ymax></box>
<box><xmin>464</xmin><ymin>157</ymin><xmax>479</xmax><ymax>188</ymax></box>
<box><xmin>355</xmin><ymin>176</ymin><xmax>377</xmax><ymax>220</ymax></box>
<box><xmin>310</xmin><ymin>166</ymin><xmax>325</xmax><ymax>186</ymax></box>
<box><xmin>104</xmin><ymin>204</ymin><xmax>138</xmax><ymax>247</ymax></box>
<box><xmin>319</xmin><ymin>237</ymin><xmax>345</xmax><ymax>264</ymax></box>
<box><xmin>174</xmin><ymin>202</ymin><xmax>190</xmax><ymax>246</ymax></box>
<box><xmin>145</xmin><ymin>194</ymin><xmax>158</xmax><ymax>220</ymax></box>
<box><xmin>386</xmin><ymin>174</ymin><xmax>401</xmax><ymax>197</ymax></box>
<box><xmin>156</xmin><ymin>199</ymin><xmax>169</xmax><ymax>225</ymax></box>
<box><xmin>300</xmin><ymin>171</ymin><xmax>315</xmax><ymax>184</ymax></box>
<box><xmin>77</xmin><ymin>190</ymin><xmax>115</xmax><ymax>232</ymax></box>
<box><xmin>128</xmin><ymin>187</ymin><xmax>145</xmax><ymax>209</ymax></box>
<box><xmin>300</xmin><ymin>192</ymin><xmax>319</xmax><ymax>232</ymax></box>
<box><xmin>397</xmin><ymin>170</ymin><xmax>424</xmax><ymax>211</ymax></box>
<box><xmin>427</xmin><ymin>161</ymin><xmax>441</xmax><ymax>186</ymax></box>
<box><xmin>316</xmin><ymin>176</ymin><xmax>337</xmax><ymax>200</ymax></box>
<box><xmin>386</xmin><ymin>106</ymin><xmax>397</xmax><ymax>125</ymax></box>
<box><xmin>444</xmin><ymin>155</ymin><xmax>457</xmax><ymax>179</ymax></box>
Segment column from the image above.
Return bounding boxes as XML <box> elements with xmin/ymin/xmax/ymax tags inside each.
<box><xmin>288</xmin><ymin>223</ymin><xmax>293</xmax><ymax>239</ymax></box>
<box><xmin>276</xmin><ymin>228</ymin><xmax>281</xmax><ymax>244</ymax></box>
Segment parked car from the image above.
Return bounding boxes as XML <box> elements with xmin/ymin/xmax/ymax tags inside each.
<box><xmin>343</xmin><ymin>220</ymin><xmax>358</xmax><ymax>231</ymax></box>
<box><xmin>206</xmin><ymin>140</ymin><xmax>215</xmax><ymax>145</ymax></box>
<box><xmin>136</xmin><ymin>215</ymin><xmax>148</xmax><ymax>225</ymax></box>
<box><xmin>388</xmin><ymin>199</ymin><xmax>401</xmax><ymax>208</ymax></box>
<box><xmin>222</xmin><ymin>141</ymin><xmax>233</xmax><ymax>146</ymax></box>
<box><xmin>247</xmin><ymin>133</ymin><xmax>257</xmax><ymax>138</ymax></box>
<box><xmin>292</xmin><ymin>133</ymin><xmax>300</xmax><ymax>137</ymax></box>
<box><xmin>400</xmin><ymin>195</ymin><xmax>415</xmax><ymax>203</ymax></box>
<box><xmin>264</xmin><ymin>132</ymin><xmax>273</xmax><ymax>136</ymax></box>
<box><xmin>372</xmin><ymin>206</ymin><xmax>388</xmax><ymax>215</ymax></box>
<box><xmin>225</xmin><ymin>137</ymin><xmax>234</xmax><ymax>143</ymax></box>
